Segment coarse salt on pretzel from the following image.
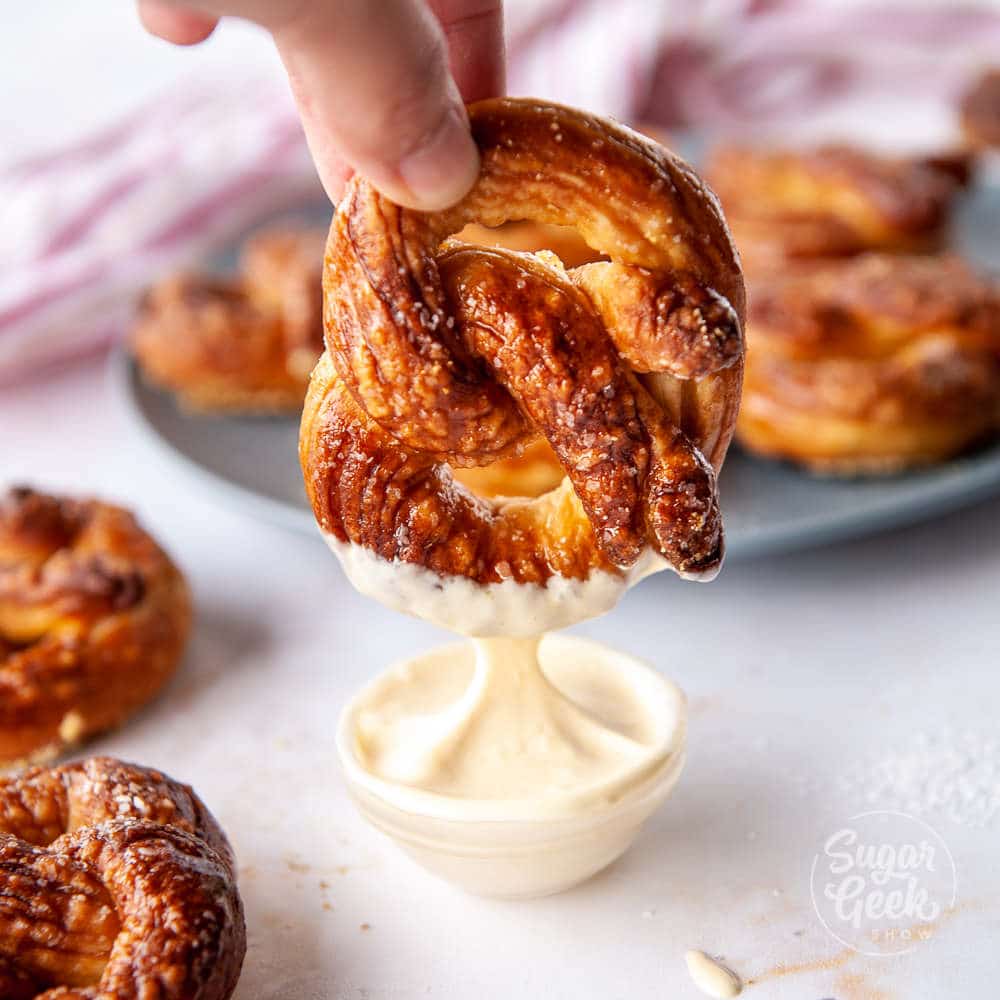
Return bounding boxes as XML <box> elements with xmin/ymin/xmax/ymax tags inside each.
<box><xmin>449</xmin><ymin>218</ymin><xmax>602</xmax><ymax>501</ymax></box>
<box><xmin>0</xmin><ymin>488</ymin><xmax>190</xmax><ymax>768</ymax></box>
<box><xmin>0</xmin><ymin>756</ymin><xmax>245</xmax><ymax>1000</ymax></box>
<box><xmin>300</xmin><ymin>99</ymin><xmax>745</xmax><ymax>635</ymax></box>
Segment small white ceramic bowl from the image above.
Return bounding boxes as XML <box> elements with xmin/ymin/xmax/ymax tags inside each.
<box><xmin>337</xmin><ymin>635</ymin><xmax>687</xmax><ymax>899</ymax></box>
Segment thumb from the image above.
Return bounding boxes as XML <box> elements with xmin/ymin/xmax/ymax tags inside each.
<box><xmin>273</xmin><ymin>0</ymin><xmax>480</xmax><ymax>210</ymax></box>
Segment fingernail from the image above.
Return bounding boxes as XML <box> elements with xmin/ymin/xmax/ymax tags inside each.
<box><xmin>395</xmin><ymin>104</ymin><xmax>480</xmax><ymax>211</ymax></box>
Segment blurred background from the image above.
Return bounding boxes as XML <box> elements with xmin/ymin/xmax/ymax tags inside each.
<box><xmin>8</xmin><ymin>1</ymin><xmax>1000</xmax><ymax>150</ymax></box>
<box><xmin>3</xmin><ymin>0</ymin><xmax>1000</xmax><ymax>382</ymax></box>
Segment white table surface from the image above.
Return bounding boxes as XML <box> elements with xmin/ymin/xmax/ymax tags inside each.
<box><xmin>6</xmin><ymin>352</ymin><xmax>1000</xmax><ymax>1000</ymax></box>
<box><xmin>5</xmin><ymin>6</ymin><xmax>1000</xmax><ymax>1000</ymax></box>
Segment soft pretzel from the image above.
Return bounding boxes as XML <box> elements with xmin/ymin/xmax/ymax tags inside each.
<box><xmin>0</xmin><ymin>488</ymin><xmax>190</xmax><ymax>768</ymax></box>
<box><xmin>240</xmin><ymin>227</ymin><xmax>327</xmax><ymax>382</ymax></box>
<box><xmin>705</xmin><ymin>145</ymin><xmax>965</xmax><ymax>277</ymax></box>
<box><xmin>0</xmin><ymin>757</ymin><xmax>245</xmax><ymax>1000</ymax></box>
<box><xmin>300</xmin><ymin>99</ymin><xmax>744</xmax><ymax>629</ymax></box>
<box><xmin>962</xmin><ymin>69</ymin><xmax>1000</xmax><ymax>149</ymax></box>
<box><xmin>738</xmin><ymin>254</ymin><xmax>1000</xmax><ymax>473</ymax></box>
<box><xmin>132</xmin><ymin>227</ymin><xmax>325</xmax><ymax>413</ymax></box>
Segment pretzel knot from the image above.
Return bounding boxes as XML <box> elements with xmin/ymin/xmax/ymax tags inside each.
<box><xmin>0</xmin><ymin>758</ymin><xmax>245</xmax><ymax>1000</ymax></box>
<box><xmin>301</xmin><ymin>99</ymin><xmax>745</xmax><ymax>602</ymax></box>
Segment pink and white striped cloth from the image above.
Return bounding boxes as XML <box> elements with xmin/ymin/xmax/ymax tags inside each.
<box><xmin>508</xmin><ymin>0</ymin><xmax>1000</xmax><ymax>137</ymax></box>
<box><xmin>3</xmin><ymin>0</ymin><xmax>1000</xmax><ymax>384</ymax></box>
<box><xmin>0</xmin><ymin>75</ymin><xmax>320</xmax><ymax>386</ymax></box>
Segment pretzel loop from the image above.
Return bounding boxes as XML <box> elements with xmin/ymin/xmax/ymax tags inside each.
<box><xmin>0</xmin><ymin>758</ymin><xmax>245</xmax><ymax>1000</ymax></box>
<box><xmin>302</xmin><ymin>99</ymin><xmax>745</xmax><ymax>590</ymax></box>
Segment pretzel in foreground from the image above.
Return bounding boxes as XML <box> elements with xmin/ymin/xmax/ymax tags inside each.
<box><xmin>0</xmin><ymin>488</ymin><xmax>190</xmax><ymax>768</ymax></box>
<box><xmin>739</xmin><ymin>254</ymin><xmax>1000</xmax><ymax>474</ymax></box>
<box><xmin>0</xmin><ymin>757</ymin><xmax>245</xmax><ymax>1000</ymax></box>
<box><xmin>451</xmin><ymin>216</ymin><xmax>604</xmax><ymax>500</ymax></box>
<box><xmin>301</xmin><ymin>98</ymin><xmax>745</xmax><ymax>604</ymax></box>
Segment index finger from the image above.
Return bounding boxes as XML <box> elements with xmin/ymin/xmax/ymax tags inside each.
<box><xmin>429</xmin><ymin>0</ymin><xmax>506</xmax><ymax>102</ymax></box>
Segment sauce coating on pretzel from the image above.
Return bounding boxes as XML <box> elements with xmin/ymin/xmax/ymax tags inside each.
<box><xmin>301</xmin><ymin>98</ymin><xmax>745</xmax><ymax>589</ymax></box>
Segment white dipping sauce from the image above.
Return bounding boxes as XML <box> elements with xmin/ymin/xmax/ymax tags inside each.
<box><xmin>345</xmin><ymin>634</ymin><xmax>685</xmax><ymax>822</ymax></box>
<box><xmin>323</xmin><ymin>531</ymin><xmax>713</xmax><ymax>637</ymax></box>
<box><xmin>338</xmin><ymin>634</ymin><xmax>686</xmax><ymax>896</ymax></box>
<box><xmin>329</xmin><ymin>528</ymin><xmax>694</xmax><ymax>895</ymax></box>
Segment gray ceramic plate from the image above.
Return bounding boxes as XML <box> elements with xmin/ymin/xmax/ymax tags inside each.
<box><xmin>112</xmin><ymin>181</ymin><xmax>1000</xmax><ymax>560</ymax></box>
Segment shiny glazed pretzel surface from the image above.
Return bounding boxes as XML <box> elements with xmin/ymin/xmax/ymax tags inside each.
<box><xmin>0</xmin><ymin>488</ymin><xmax>190</xmax><ymax>767</ymax></box>
<box><xmin>301</xmin><ymin>99</ymin><xmax>745</xmax><ymax>586</ymax></box>
<box><xmin>0</xmin><ymin>757</ymin><xmax>244</xmax><ymax>1000</ymax></box>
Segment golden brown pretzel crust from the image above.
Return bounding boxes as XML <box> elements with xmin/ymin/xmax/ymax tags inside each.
<box><xmin>240</xmin><ymin>228</ymin><xmax>327</xmax><ymax>380</ymax></box>
<box><xmin>738</xmin><ymin>254</ymin><xmax>1000</xmax><ymax>473</ymax></box>
<box><xmin>705</xmin><ymin>145</ymin><xmax>963</xmax><ymax>276</ymax></box>
<box><xmin>0</xmin><ymin>489</ymin><xmax>191</xmax><ymax>767</ymax></box>
<box><xmin>962</xmin><ymin>69</ymin><xmax>1000</xmax><ymax>149</ymax></box>
<box><xmin>447</xmin><ymin>224</ymin><xmax>598</xmax><ymax>501</ymax></box>
<box><xmin>301</xmin><ymin>98</ymin><xmax>745</xmax><ymax>585</ymax></box>
<box><xmin>132</xmin><ymin>227</ymin><xmax>325</xmax><ymax>413</ymax></box>
<box><xmin>453</xmin><ymin>123</ymin><xmax>672</xmax><ymax>275</ymax></box>
<box><xmin>0</xmin><ymin>757</ymin><xmax>245</xmax><ymax>1000</ymax></box>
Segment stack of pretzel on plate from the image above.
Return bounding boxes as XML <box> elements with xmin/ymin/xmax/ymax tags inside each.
<box><xmin>703</xmin><ymin>78</ymin><xmax>1000</xmax><ymax>475</ymax></box>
